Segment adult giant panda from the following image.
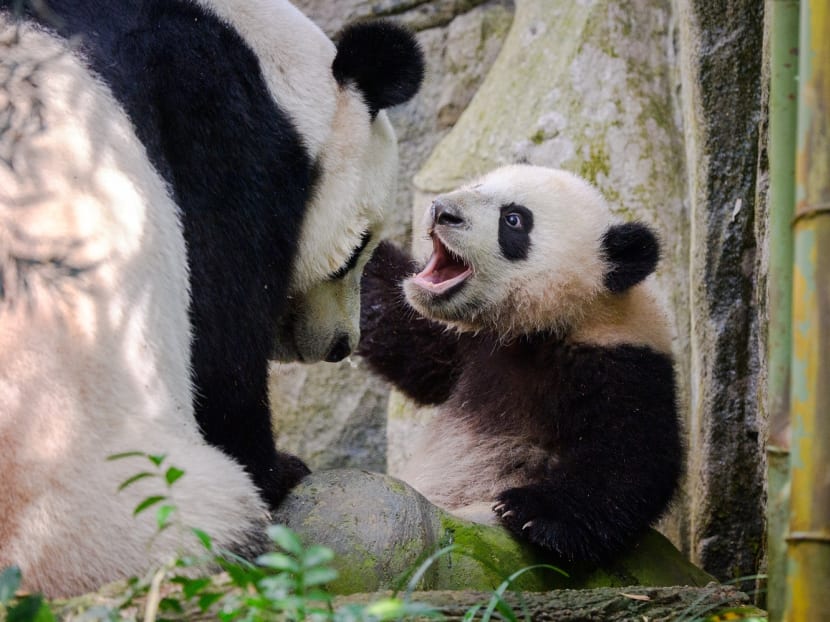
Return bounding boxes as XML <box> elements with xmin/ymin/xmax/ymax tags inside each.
<box><xmin>0</xmin><ymin>0</ymin><xmax>422</xmax><ymax>597</ymax></box>
<box><xmin>359</xmin><ymin>165</ymin><xmax>683</xmax><ymax>563</ymax></box>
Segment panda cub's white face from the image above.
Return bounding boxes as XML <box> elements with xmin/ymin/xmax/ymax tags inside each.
<box><xmin>404</xmin><ymin>165</ymin><xmax>612</xmax><ymax>338</ymax></box>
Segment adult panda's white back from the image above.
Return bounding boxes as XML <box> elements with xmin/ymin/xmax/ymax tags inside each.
<box><xmin>0</xmin><ymin>17</ymin><xmax>269</xmax><ymax>596</ymax></box>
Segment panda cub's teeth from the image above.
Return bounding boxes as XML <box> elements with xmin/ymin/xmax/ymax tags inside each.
<box><xmin>411</xmin><ymin>235</ymin><xmax>472</xmax><ymax>295</ymax></box>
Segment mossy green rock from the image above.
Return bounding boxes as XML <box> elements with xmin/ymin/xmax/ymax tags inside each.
<box><xmin>273</xmin><ymin>469</ymin><xmax>713</xmax><ymax>594</ymax></box>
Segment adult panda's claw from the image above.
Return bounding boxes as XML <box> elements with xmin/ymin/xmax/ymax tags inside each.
<box><xmin>493</xmin><ymin>503</ymin><xmax>506</xmax><ymax>513</ymax></box>
<box><xmin>522</xmin><ymin>521</ymin><xmax>534</xmax><ymax>530</ymax></box>
<box><xmin>501</xmin><ymin>510</ymin><xmax>515</xmax><ymax>519</ymax></box>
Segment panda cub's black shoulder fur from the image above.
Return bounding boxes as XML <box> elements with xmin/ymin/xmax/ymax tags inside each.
<box><xmin>359</xmin><ymin>165</ymin><xmax>683</xmax><ymax>564</ymax></box>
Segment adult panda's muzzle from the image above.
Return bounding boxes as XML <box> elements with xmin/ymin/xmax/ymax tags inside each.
<box><xmin>325</xmin><ymin>333</ymin><xmax>352</xmax><ymax>363</ymax></box>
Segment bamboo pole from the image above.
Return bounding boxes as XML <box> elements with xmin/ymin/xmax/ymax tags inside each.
<box><xmin>765</xmin><ymin>1</ymin><xmax>799</xmax><ymax>619</ymax></box>
<box><xmin>784</xmin><ymin>0</ymin><xmax>830</xmax><ymax>617</ymax></box>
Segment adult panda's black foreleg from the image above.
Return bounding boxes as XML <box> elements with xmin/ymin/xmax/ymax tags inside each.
<box><xmin>493</xmin><ymin>343</ymin><xmax>683</xmax><ymax>563</ymax></box>
<box><xmin>189</xmin><ymin>316</ymin><xmax>311</xmax><ymax>508</ymax></box>
<box><xmin>359</xmin><ymin>241</ymin><xmax>464</xmax><ymax>406</ymax></box>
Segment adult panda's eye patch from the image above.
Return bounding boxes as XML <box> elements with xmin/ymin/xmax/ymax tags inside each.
<box><xmin>329</xmin><ymin>230</ymin><xmax>372</xmax><ymax>280</ymax></box>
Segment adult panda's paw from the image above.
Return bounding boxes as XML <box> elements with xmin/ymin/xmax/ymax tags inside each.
<box><xmin>494</xmin><ymin>486</ymin><xmax>601</xmax><ymax>563</ymax></box>
<box><xmin>259</xmin><ymin>451</ymin><xmax>312</xmax><ymax>509</ymax></box>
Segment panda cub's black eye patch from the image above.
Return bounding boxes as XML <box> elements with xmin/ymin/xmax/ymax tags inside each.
<box><xmin>329</xmin><ymin>230</ymin><xmax>372</xmax><ymax>280</ymax></box>
<box><xmin>499</xmin><ymin>203</ymin><xmax>533</xmax><ymax>261</ymax></box>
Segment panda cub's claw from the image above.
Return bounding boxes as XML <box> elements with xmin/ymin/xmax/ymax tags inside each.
<box><xmin>494</xmin><ymin>486</ymin><xmax>557</xmax><ymax>548</ymax></box>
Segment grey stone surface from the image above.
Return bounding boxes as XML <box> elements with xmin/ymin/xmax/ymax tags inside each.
<box><xmin>675</xmin><ymin>0</ymin><xmax>767</xmax><ymax>583</ymax></box>
<box><xmin>268</xmin><ymin>358</ymin><xmax>389</xmax><ymax>471</ymax></box>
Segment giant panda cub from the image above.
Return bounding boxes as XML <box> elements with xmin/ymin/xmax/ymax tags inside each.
<box><xmin>359</xmin><ymin>165</ymin><xmax>683</xmax><ymax>563</ymax></box>
<box><xmin>1</xmin><ymin>0</ymin><xmax>422</xmax><ymax>597</ymax></box>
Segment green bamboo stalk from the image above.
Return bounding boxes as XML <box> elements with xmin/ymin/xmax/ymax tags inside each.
<box><xmin>784</xmin><ymin>0</ymin><xmax>830</xmax><ymax>617</ymax></box>
<box><xmin>765</xmin><ymin>1</ymin><xmax>799</xmax><ymax>618</ymax></box>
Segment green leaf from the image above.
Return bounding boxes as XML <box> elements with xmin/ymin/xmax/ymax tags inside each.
<box><xmin>301</xmin><ymin>545</ymin><xmax>335</xmax><ymax>568</ymax></box>
<box><xmin>107</xmin><ymin>451</ymin><xmax>146</xmax><ymax>461</ymax></box>
<box><xmin>363</xmin><ymin>598</ymin><xmax>442</xmax><ymax>621</ymax></box>
<box><xmin>266</xmin><ymin>525</ymin><xmax>304</xmax><ymax>556</ymax></box>
<box><xmin>301</xmin><ymin>566</ymin><xmax>338</xmax><ymax>587</ymax></box>
<box><xmin>156</xmin><ymin>504</ymin><xmax>176</xmax><ymax>530</ymax></box>
<box><xmin>133</xmin><ymin>495</ymin><xmax>166</xmax><ymax>516</ymax></box>
<box><xmin>197</xmin><ymin>592</ymin><xmax>223</xmax><ymax>612</ymax></box>
<box><xmin>117</xmin><ymin>472</ymin><xmax>156</xmax><ymax>492</ymax></box>
<box><xmin>403</xmin><ymin>544</ymin><xmax>457</xmax><ymax>597</ymax></box>
<box><xmin>182</xmin><ymin>577</ymin><xmax>212</xmax><ymax>600</ymax></box>
<box><xmin>222</xmin><ymin>561</ymin><xmax>255</xmax><ymax>588</ymax></box>
<box><xmin>463</xmin><ymin>603</ymin><xmax>484</xmax><ymax>622</ymax></box>
<box><xmin>164</xmin><ymin>466</ymin><xmax>185</xmax><ymax>487</ymax></box>
<box><xmin>255</xmin><ymin>552</ymin><xmax>299</xmax><ymax>573</ymax></box>
<box><xmin>147</xmin><ymin>454</ymin><xmax>166</xmax><ymax>467</ymax></box>
<box><xmin>191</xmin><ymin>528</ymin><xmax>213</xmax><ymax>552</ymax></box>
<box><xmin>159</xmin><ymin>598</ymin><xmax>184</xmax><ymax>614</ymax></box>
<box><xmin>0</xmin><ymin>566</ymin><xmax>21</xmax><ymax>605</ymax></box>
<box><xmin>8</xmin><ymin>595</ymin><xmax>55</xmax><ymax>622</ymax></box>
<box><xmin>479</xmin><ymin>564</ymin><xmax>564</xmax><ymax>622</ymax></box>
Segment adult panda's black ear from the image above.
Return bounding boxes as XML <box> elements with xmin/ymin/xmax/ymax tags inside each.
<box><xmin>333</xmin><ymin>21</ymin><xmax>424</xmax><ymax>117</ymax></box>
<box><xmin>601</xmin><ymin>222</ymin><xmax>660</xmax><ymax>293</ymax></box>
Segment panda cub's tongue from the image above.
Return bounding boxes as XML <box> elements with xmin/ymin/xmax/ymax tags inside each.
<box><xmin>411</xmin><ymin>236</ymin><xmax>472</xmax><ymax>294</ymax></box>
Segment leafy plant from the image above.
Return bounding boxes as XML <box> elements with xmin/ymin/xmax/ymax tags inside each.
<box><xmin>0</xmin><ymin>566</ymin><xmax>55</xmax><ymax>622</ymax></box>
<box><xmin>108</xmin><ymin>451</ymin><xmax>185</xmax><ymax>535</ymax></box>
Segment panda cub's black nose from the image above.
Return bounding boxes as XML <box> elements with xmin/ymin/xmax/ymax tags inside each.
<box><xmin>325</xmin><ymin>334</ymin><xmax>352</xmax><ymax>363</ymax></box>
<box><xmin>432</xmin><ymin>199</ymin><xmax>465</xmax><ymax>227</ymax></box>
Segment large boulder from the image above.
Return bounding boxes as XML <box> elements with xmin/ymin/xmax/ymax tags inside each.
<box><xmin>273</xmin><ymin>469</ymin><xmax>715</xmax><ymax>594</ymax></box>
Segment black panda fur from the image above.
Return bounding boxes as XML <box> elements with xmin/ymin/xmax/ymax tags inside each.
<box><xmin>359</xmin><ymin>165</ymin><xmax>683</xmax><ymax>564</ymax></box>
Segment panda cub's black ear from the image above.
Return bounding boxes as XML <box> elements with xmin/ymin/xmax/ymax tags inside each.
<box><xmin>601</xmin><ymin>222</ymin><xmax>660</xmax><ymax>293</ymax></box>
<box><xmin>333</xmin><ymin>21</ymin><xmax>425</xmax><ymax>117</ymax></box>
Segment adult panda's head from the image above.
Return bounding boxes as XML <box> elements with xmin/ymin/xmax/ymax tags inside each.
<box><xmin>263</xmin><ymin>17</ymin><xmax>424</xmax><ymax>363</ymax></box>
<box><xmin>404</xmin><ymin>165</ymin><xmax>668</xmax><ymax>346</ymax></box>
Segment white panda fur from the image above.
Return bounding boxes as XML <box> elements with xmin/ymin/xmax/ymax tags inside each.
<box><xmin>0</xmin><ymin>18</ymin><xmax>268</xmax><ymax>596</ymax></box>
<box><xmin>360</xmin><ymin>165</ymin><xmax>682</xmax><ymax>563</ymax></box>
<box><xmin>0</xmin><ymin>0</ymin><xmax>423</xmax><ymax>597</ymax></box>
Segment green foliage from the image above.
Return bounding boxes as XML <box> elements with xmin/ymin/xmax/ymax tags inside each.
<box><xmin>1</xmin><ymin>454</ymin><xmax>569</xmax><ymax>622</ymax></box>
<box><xmin>109</xmin><ymin>452</ymin><xmax>185</xmax><ymax>531</ymax></box>
<box><xmin>0</xmin><ymin>566</ymin><xmax>55</xmax><ymax>622</ymax></box>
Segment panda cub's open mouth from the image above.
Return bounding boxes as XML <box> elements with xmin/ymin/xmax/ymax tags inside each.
<box><xmin>411</xmin><ymin>234</ymin><xmax>473</xmax><ymax>297</ymax></box>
